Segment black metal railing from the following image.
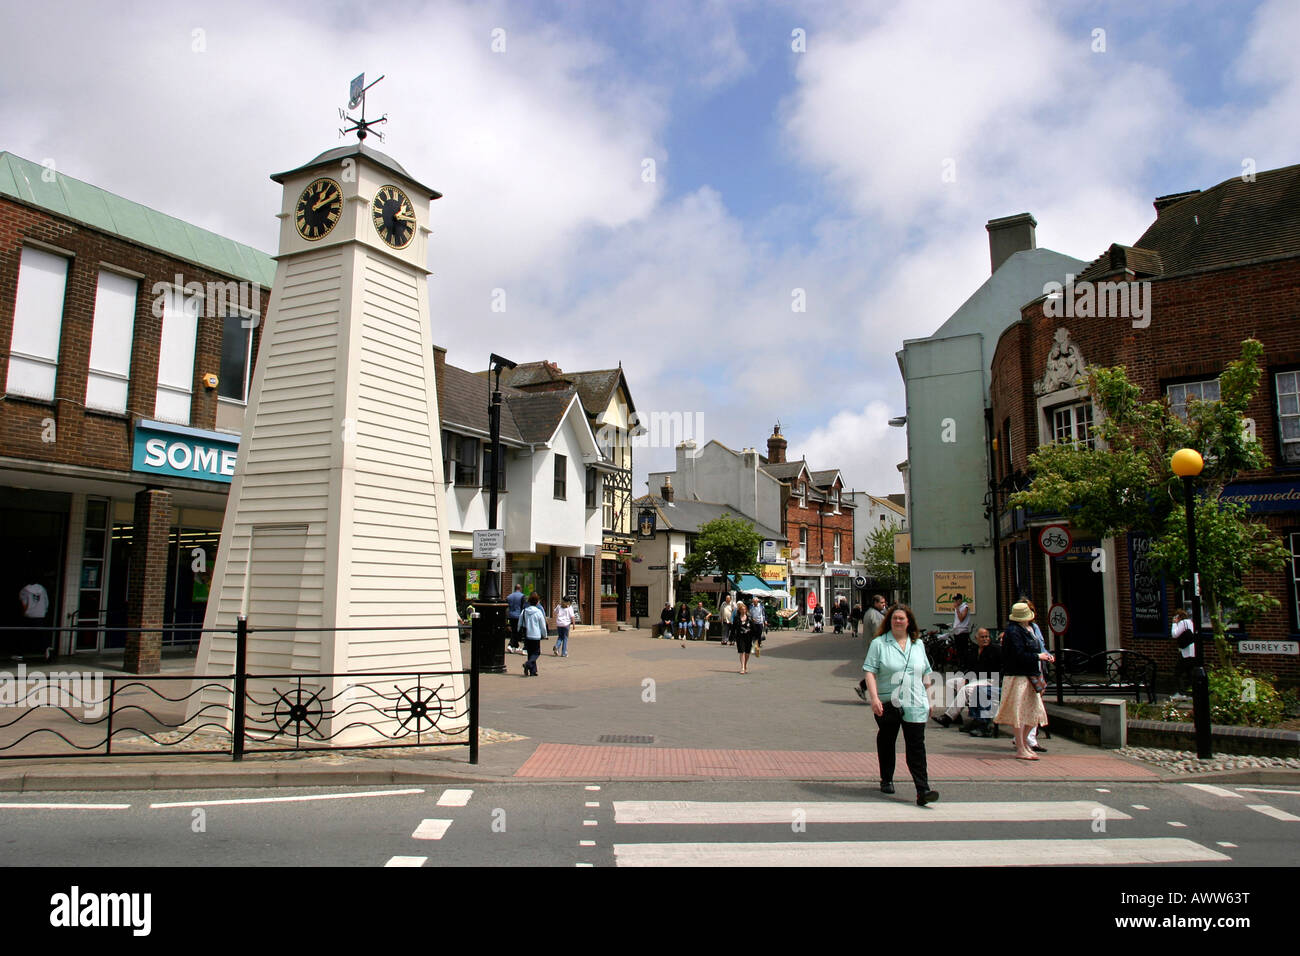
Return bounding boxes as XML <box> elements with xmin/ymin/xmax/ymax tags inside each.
<box><xmin>0</xmin><ymin>617</ymin><xmax>477</xmax><ymax>763</ymax></box>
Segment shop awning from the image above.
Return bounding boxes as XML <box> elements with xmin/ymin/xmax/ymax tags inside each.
<box><xmin>766</xmin><ymin>589</ymin><xmax>792</xmax><ymax>600</ymax></box>
<box><xmin>733</xmin><ymin>574</ymin><xmax>774</xmax><ymax>596</ymax></box>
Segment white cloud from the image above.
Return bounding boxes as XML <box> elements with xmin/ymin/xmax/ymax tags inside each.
<box><xmin>791</xmin><ymin>401</ymin><xmax>905</xmax><ymax>494</ymax></box>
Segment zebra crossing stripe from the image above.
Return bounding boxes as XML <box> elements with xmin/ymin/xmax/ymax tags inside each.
<box><xmin>613</xmin><ymin>801</ymin><xmax>1131</xmax><ymax>825</ymax></box>
<box><xmin>437</xmin><ymin>789</ymin><xmax>474</xmax><ymax>807</ymax></box>
<box><xmin>612</xmin><ymin>838</ymin><xmax>1229</xmax><ymax>867</ymax></box>
<box><xmin>1246</xmin><ymin>804</ymin><xmax>1300</xmax><ymax>822</ymax></box>
<box><xmin>412</xmin><ymin>819</ymin><xmax>454</xmax><ymax>840</ymax></box>
<box><xmin>385</xmin><ymin>856</ymin><xmax>428</xmax><ymax>867</ymax></box>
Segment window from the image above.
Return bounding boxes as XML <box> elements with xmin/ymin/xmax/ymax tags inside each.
<box><xmin>1002</xmin><ymin>416</ymin><xmax>1013</xmax><ymax>476</ymax></box>
<box><xmin>603</xmin><ymin>487</ymin><xmax>615</xmax><ymax>529</ymax></box>
<box><xmin>482</xmin><ymin>445</ymin><xmax>506</xmax><ymax>491</ymax></box>
<box><xmin>6</xmin><ymin>246</ymin><xmax>69</xmax><ymax>400</ymax></box>
<box><xmin>1167</xmin><ymin>379</ymin><xmax>1220</xmax><ymax>421</ymax></box>
<box><xmin>799</xmin><ymin>526</ymin><xmax>808</xmax><ymax>557</ymax></box>
<box><xmin>86</xmin><ymin>269</ymin><xmax>137</xmax><ymax>413</ymax></box>
<box><xmin>586</xmin><ymin>467</ymin><xmax>597</xmax><ymax>508</ymax></box>
<box><xmin>155</xmin><ymin>285</ymin><xmax>200</xmax><ymax>424</ymax></box>
<box><xmin>554</xmin><ymin>454</ymin><xmax>567</xmax><ymax>499</ymax></box>
<box><xmin>1277</xmin><ymin>372</ymin><xmax>1300</xmax><ymax>465</ymax></box>
<box><xmin>1291</xmin><ymin>532</ymin><xmax>1300</xmax><ymax>630</ymax></box>
<box><xmin>441</xmin><ymin>431</ymin><xmax>454</xmax><ymax>482</ymax></box>
<box><xmin>219</xmin><ymin>313</ymin><xmax>253</xmax><ymax>403</ymax></box>
<box><xmin>833</xmin><ymin>532</ymin><xmax>842</xmax><ymax>563</ymax></box>
<box><xmin>797</xmin><ymin>482</ymin><xmax>806</xmax><ymax>508</ymax></box>
<box><xmin>455</xmin><ymin>435</ymin><xmax>478</xmax><ymax>486</ymax></box>
<box><xmin>1051</xmin><ymin>402</ymin><xmax>1094</xmax><ymax>449</ymax></box>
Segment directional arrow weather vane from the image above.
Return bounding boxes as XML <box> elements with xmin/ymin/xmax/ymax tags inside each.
<box><xmin>339</xmin><ymin>72</ymin><xmax>387</xmax><ymax>142</ymax></box>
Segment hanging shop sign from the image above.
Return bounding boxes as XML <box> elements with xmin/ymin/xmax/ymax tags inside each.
<box><xmin>638</xmin><ymin>508</ymin><xmax>657</xmax><ymax>537</ymax></box>
<box><xmin>132</xmin><ymin>420</ymin><xmax>239</xmax><ymax>484</ymax></box>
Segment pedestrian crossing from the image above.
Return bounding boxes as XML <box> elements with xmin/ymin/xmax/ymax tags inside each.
<box><xmin>608</xmin><ymin>796</ymin><xmax>1232</xmax><ymax>867</ymax></box>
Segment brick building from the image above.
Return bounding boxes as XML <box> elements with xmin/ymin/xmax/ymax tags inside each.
<box><xmin>0</xmin><ymin>153</ymin><xmax>270</xmax><ymax>671</ymax></box>
<box><xmin>990</xmin><ymin>163</ymin><xmax>1300</xmax><ymax>685</ymax></box>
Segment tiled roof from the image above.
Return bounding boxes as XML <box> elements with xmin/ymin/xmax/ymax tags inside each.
<box><xmin>633</xmin><ymin>495</ymin><xmax>785</xmax><ymax>540</ymax></box>
<box><xmin>810</xmin><ymin>469</ymin><xmax>841</xmax><ymax>489</ymax></box>
<box><xmin>565</xmin><ymin>368</ymin><xmax>627</xmax><ymax>416</ymax></box>
<box><xmin>0</xmin><ymin>151</ymin><xmax>275</xmax><ymax>287</ymax></box>
<box><xmin>760</xmin><ymin>461</ymin><xmax>807</xmax><ymax>482</ymax></box>
<box><xmin>439</xmin><ymin>362</ymin><xmax>526</xmax><ymax>443</ymax></box>
<box><xmin>506</xmin><ymin>389</ymin><xmax>577</xmax><ymax>444</ymax></box>
<box><xmin>1079</xmin><ymin>163</ymin><xmax>1300</xmax><ymax>281</ymax></box>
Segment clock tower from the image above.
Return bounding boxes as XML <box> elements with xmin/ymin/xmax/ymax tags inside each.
<box><xmin>192</xmin><ymin>139</ymin><xmax>465</xmax><ymax>746</ymax></box>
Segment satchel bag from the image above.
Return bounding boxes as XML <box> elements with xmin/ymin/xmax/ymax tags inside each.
<box><xmin>1028</xmin><ymin>673</ymin><xmax>1047</xmax><ymax>694</ymax></box>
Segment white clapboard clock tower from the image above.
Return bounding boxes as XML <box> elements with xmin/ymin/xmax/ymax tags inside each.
<box><xmin>193</xmin><ymin>80</ymin><xmax>465</xmax><ymax>745</ymax></box>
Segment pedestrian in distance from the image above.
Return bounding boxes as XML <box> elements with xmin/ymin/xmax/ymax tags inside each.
<box><xmin>732</xmin><ymin>603</ymin><xmax>759</xmax><ymax>674</ymax></box>
<box><xmin>950</xmin><ymin>592</ymin><xmax>973</xmax><ymax>664</ymax></box>
<box><xmin>855</xmin><ymin>594</ymin><xmax>888</xmax><ymax>702</ymax></box>
<box><xmin>1171</xmin><ymin>608</ymin><xmax>1196</xmax><ymax>698</ymax></box>
<box><xmin>520</xmin><ymin>592</ymin><xmax>547</xmax><ymax>676</ymax></box>
<box><xmin>552</xmin><ymin>595</ymin><xmax>575</xmax><ymax>657</ymax></box>
<box><xmin>850</xmin><ymin>603</ymin><xmax>864</xmax><ymax>639</ymax></box>
<box><xmin>691</xmin><ymin>601</ymin><xmax>710</xmax><ymax>640</ymax></box>
<box><xmin>1020</xmin><ymin>598</ymin><xmax>1049</xmax><ymax>753</ymax></box>
<box><xmin>506</xmin><ymin>584</ymin><xmax>526</xmax><ymax>654</ymax></box>
<box><xmin>994</xmin><ymin>602</ymin><xmax>1054</xmax><ymax>760</ymax></box>
<box><xmin>659</xmin><ymin>602</ymin><xmax>674</xmax><ymax>639</ymax></box>
<box><xmin>863</xmin><ymin>602</ymin><xmax>940</xmax><ymax>806</ymax></box>
<box><xmin>675</xmin><ymin>602</ymin><xmax>690</xmax><ymax>641</ymax></box>
<box><xmin>719</xmin><ymin>594</ymin><xmax>734</xmax><ymax>645</ymax></box>
<box><xmin>812</xmin><ymin>603</ymin><xmax>824</xmax><ymax>632</ymax></box>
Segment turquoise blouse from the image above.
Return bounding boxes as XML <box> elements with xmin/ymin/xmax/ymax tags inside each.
<box><xmin>863</xmin><ymin>633</ymin><xmax>932</xmax><ymax>722</ymax></box>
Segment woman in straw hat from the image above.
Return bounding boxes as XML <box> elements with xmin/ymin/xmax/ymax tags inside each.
<box><xmin>995</xmin><ymin>602</ymin><xmax>1055</xmax><ymax>760</ymax></box>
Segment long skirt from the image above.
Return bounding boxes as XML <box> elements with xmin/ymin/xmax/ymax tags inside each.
<box><xmin>994</xmin><ymin>676</ymin><xmax>1047</xmax><ymax>728</ymax></box>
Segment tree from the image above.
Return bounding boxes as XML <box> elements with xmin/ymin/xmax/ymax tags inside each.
<box><xmin>681</xmin><ymin>513</ymin><xmax>762</xmax><ymax>605</ymax></box>
<box><xmin>860</xmin><ymin>524</ymin><xmax>909</xmax><ymax>601</ymax></box>
<box><xmin>1009</xmin><ymin>339</ymin><xmax>1287</xmax><ymax>660</ymax></box>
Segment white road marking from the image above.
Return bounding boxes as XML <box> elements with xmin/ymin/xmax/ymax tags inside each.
<box><xmin>613</xmin><ymin>838</ymin><xmax>1230</xmax><ymax>867</ymax></box>
<box><xmin>1246</xmin><ymin>804</ymin><xmax>1300</xmax><ymax>822</ymax></box>
<box><xmin>385</xmin><ymin>856</ymin><xmax>428</xmax><ymax>867</ymax></box>
<box><xmin>575</xmin><ymin>863</ymin><xmax>594</xmax><ymax>867</ymax></box>
<box><xmin>579</xmin><ymin>840</ymin><xmax>596</xmax><ymax>846</ymax></box>
<box><xmin>613</xmin><ymin>801</ymin><xmax>1132</xmax><ymax>825</ymax></box>
<box><xmin>1167</xmin><ymin>821</ymin><xmax>1188</xmax><ymax>828</ymax></box>
<box><xmin>412</xmin><ymin>819</ymin><xmax>454</xmax><ymax>840</ymax></box>
<box><xmin>437</xmin><ymin>789</ymin><xmax>473</xmax><ymax>807</ymax></box>
<box><xmin>151</xmin><ymin>788</ymin><xmax>425</xmax><ymax>809</ymax></box>
<box><xmin>586</xmin><ymin>786</ymin><xmax>601</xmax><ymax>791</ymax></box>
<box><xmin>585</xmin><ymin>802</ymin><xmax>600</xmax><ymax>808</ymax></box>
<box><xmin>1217</xmin><ymin>842</ymin><xmax>1238</xmax><ymax>848</ymax></box>
<box><xmin>1236</xmin><ymin>788</ymin><xmax>1300</xmax><ymax>796</ymax></box>
<box><xmin>0</xmin><ymin>802</ymin><xmax>131</xmax><ymax>810</ymax></box>
<box><xmin>583</xmin><ymin>819</ymin><xmax>599</xmax><ymax>826</ymax></box>
<box><xmin>1184</xmin><ymin>784</ymin><xmax>1241</xmax><ymax>798</ymax></box>
<box><xmin>1131</xmin><ymin>804</ymin><xmax>1149</xmax><ymax>810</ymax></box>
<box><xmin>1095</xmin><ymin>788</ymin><xmax>1111</xmax><ymax>793</ymax></box>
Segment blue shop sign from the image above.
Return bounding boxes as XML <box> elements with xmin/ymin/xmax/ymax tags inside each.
<box><xmin>1218</xmin><ymin>480</ymin><xmax>1300</xmax><ymax>513</ymax></box>
<box><xmin>132</xmin><ymin>419</ymin><xmax>239</xmax><ymax>484</ymax></box>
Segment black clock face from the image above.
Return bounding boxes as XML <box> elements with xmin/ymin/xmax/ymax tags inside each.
<box><xmin>371</xmin><ymin>185</ymin><xmax>415</xmax><ymax>249</ymax></box>
<box><xmin>294</xmin><ymin>178</ymin><xmax>343</xmax><ymax>240</ymax></box>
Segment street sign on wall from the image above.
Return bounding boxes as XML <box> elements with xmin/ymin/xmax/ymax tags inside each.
<box><xmin>472</xmin><ymin>529</ymin><xmax>506</xmax><ymax>558</ymax></box>
<box><xmin>933</xmin><ymin>570</ymin><xmax>974</xmax><ymax>614</ymax></box>
<box><xmin>1038</xmin><ymin>524</ymin><xmax>1072</xmax><ymax>556</ymax></box>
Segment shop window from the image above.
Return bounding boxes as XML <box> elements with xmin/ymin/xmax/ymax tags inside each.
<box><xmin>1166</xmin><ymin>379</ymin><xmax>1220</xmax><ymax>421</ymax></box>
<box><xmin>1276</xmin><ymin>371</ymin><xmax>1300</xmax><ymax>465</ymax></box>
<box><xmin>554</xmin><ymin>454</ymin><xmax>567</xmax><ymax>499</ymax></box>
<box><xmin>86</xmin><ymin>269</ymin><xmax>137</xmax><ymax>413</ymax></box>
<box><xmin>219</xmin><ymin>312</ymin><xmax>254</xmax><ymax>403</ymax></box>
<box><xmin>1050</xmin><ymin>401</ymin><xmax>1094</xmax><ymax>450</ymax></box>
<box><xmin>7</xmin><ymin>246</ymin><xmax>69</xmax><ymax>401</ymax></box>
<box><xmin>155</xmin><ymin>286</ymin><xmax>200</xmax><ymax>424</ymax></box>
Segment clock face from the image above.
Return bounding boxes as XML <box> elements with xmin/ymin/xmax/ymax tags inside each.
<box><xmin>371</xmin><ymin>185</ymin><xmax>416</xmax><ymax>249</ymax></box>
<box><xmin>294</xmin><ymin>177</ymin><xmax>343</xmax><ymax>241</ymax></box>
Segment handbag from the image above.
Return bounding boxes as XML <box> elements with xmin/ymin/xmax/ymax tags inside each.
<box><xmin>1028</xmin><ymin>673</ymin><xmax>1046</xmax><ymax>694</ymax></box>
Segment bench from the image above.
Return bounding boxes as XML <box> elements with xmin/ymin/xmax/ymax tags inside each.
<box><xmin>1046</xmin><ymin>648</ymin><xmax>1157</xmax><ymax>703</ymax></box>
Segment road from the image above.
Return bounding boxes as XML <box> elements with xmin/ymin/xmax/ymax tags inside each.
<box><xmin>2</xmin><ymin>779</ymin><xmax>1295</xmax><ymax>868</ymax></box>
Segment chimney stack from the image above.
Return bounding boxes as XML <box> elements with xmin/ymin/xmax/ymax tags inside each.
<box><xmin>661</xmin><ymin>476</ymin><xmax>674</xmax><ymax>503</ymax></box>
<box><xmin>985</xmin><ymin>213</ymin><xmax>1037</xmax><ymax>274</ymax></box>
<box><xmin>1153</xmin><ymin>190</ymin><xmax>1201</xmax><ymax>217</ymax></box>
<box><xmin>767</xmin><ymin>423</ymin><xmax>787</xmax><ymax>464</ymax></box>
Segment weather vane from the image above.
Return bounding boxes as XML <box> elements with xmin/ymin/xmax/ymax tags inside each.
<box><xmin>339</xmin><ymin>73</ymin><xmax>387</xmax><ymax>142</ymax></box>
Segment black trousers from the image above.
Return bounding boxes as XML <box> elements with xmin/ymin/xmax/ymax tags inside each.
<box><xmin>874</xmin><ymin>702</ymin><xmax>930</xmax><ymax>793</ymax></box>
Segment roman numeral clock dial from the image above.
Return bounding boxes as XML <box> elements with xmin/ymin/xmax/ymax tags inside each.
<box><xmin>371</xmin><ymin>185</ymin><xmax>415</xmax><ymax>249</ymax></box>
<box><xmin>294</xmin><ymin>177</ymin><xmax>343</xmax><ymax>240</ymax></box>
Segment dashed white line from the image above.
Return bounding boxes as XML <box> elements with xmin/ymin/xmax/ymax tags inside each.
<box><xmin>1246</xmin><ymin>804</ymin><xmax>1300</xmax><ymax>822</ymax></box>
<box><xmin>0</xmin><ymin>802</ymin><xmax>131</xmax><ymax>810</ymax></box>
<box><xmin>1167</xmin><ymin>821</ymin><xmax>1188</xmax><ymax>828</ymax></box>
<box><xmin>1217</xmin><ymin>842</ymin><xmax>1238</xmax><ymax>848</ymax></box>
<box><xmin>151</xmin><ymin>788</ymin><xmax>424</xmax><ymax>809</ymax></box>
<box><xmin>385</xmin><ymin>856</ymin><xmax>427</xmax><ymax>867</ymax></box>
<box><xmin>1236</xmin><ymin>788</ymin><xmax>1300</xmax><ymax>796</ymax></box>
<box><xmin>1095</xmin><ymin>788</ymin><xmax>1111</xmax><ymax>793</ymax></box>
<box><xmin>437</xmin><ymin>789</ymin><xmax>474</xmax><ymax>807</ymax></box>
<box><xmin>1131</xmin><ymin>804</ymin><xmax>1150</xmax><ymax>811</ymax></box>
<box><xmin>583</xmin><ymin>819</ymin><xmax>599</xmax><ymax>827</ymax></box>
<box><xmin>585</xmin><ymin>785</ymin><xmax>601</xmax><ymax>791</ymax></box>
<box><xmin>579</xmin><ymin>840</ymin><xmax>596</xmax><ymax>847</ymax></box>
<box><xmin>585</xmin><ymin>802</ymin><xmax>600</xmax><ymax>808</ymax></box>
<box><xmin>575</xmin><ymin>863</ymin><xmax>594</xmax><ymax>867</ymax></box>
<box><xmin>1184</xmin><ymin>784</ymin><xmax>1241</xmax><ymax>798</ymax></box>
<box><xmin>412</xmin><ymin>819</ymin><xmax>454</xmax><ymax>840</ymax></box>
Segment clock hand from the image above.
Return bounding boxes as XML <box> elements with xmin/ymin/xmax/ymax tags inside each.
<box><xmin>312</xmin><ymin>192</ymin><xmax>336</xmax><ymax>210</ymax></box>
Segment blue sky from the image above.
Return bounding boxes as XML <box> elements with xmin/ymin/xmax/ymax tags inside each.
<box><xmin>2</xmin><ymin>0</ymin><xmax>1297</xmax><ymax>498</ymax></box>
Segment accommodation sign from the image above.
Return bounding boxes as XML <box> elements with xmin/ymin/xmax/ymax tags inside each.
<box><xmin>132</xmin><ymin>420</ymin><xmax>238</xmax><ymax>484</ymax></box>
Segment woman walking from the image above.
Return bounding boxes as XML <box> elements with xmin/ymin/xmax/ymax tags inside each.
<box><xmin>732</xmin><ymin>603</ymin><xmax>757</xmax><ymax>674</ymax></box>
<box><xmin>863</xmin><ymin>603</ymin><xmax>940</xmax><ymax>806</ymax></box>
<box><xmin>520</xmin><ymin>592</ymin><xmax>547</xmax><ymax>676</ymax></box>
<box><xmin>995</xmin><ymin>602</ymin><xmax>1054</xmax><ymax>759</ymax></box>
<box><xmin>552</xmin><ymin>595</ymin><xmax>575</xmax><ymax>657</ymax></box>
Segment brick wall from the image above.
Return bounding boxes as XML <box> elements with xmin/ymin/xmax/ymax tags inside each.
<box><xmin>124</xmin><ymin>487</ymin><xmax>173</xmax><ymax>674</ymax></box>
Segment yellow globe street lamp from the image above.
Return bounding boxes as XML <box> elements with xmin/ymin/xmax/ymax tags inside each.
<box><xmin>1171</xmin><ymin>448</ymin><xmax>1211</xmax><ymax>757</ymax></box>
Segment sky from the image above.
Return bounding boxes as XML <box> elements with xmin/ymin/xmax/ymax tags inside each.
<box><xmin>3</xmin><ymin>0</ymin><xmax>1298</xmax><ymax>499</ymax></box>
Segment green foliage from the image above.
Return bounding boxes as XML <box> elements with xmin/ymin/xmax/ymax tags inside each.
<box><xmin>860</xmin><ymin>524</ymin><xmax>909</xmax><ymax>599</ymax></box>
<box><xmin>1207</xmin><ymin>667</ymin><xmax>1286</xmax><ymax>727</ymax></box>
<box><xmin>680</xmin><ymin>513</ymin><xmax>761</xmax><ymax>593</ymax></box>
<box><xmin>1009</xmin><ymin>339</ymin><xmax>1286</xmax><ymax>651</ymax></box>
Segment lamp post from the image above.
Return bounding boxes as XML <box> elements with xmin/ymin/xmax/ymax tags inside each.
<box><xmin>1171</xmin><ymin>448</ymin><xmax>1212</xmax><ymax>758</ymax></box>
<box><xmin>471</xmin><ymin>353</ymin><xmax>516</xmax><ymax>674</ymax></box>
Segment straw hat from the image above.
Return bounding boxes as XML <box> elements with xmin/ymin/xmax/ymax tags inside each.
<box><xmin>1009</xmin><ymin>602</ymin><xmax>1034</xmax><ymax>622</ymax></box>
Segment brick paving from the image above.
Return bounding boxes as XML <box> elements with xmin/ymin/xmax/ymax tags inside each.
<box><xmin>515</xmin><ymin>743</ymin><xmax>1162</xmax><ymax>781</ymax></box>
